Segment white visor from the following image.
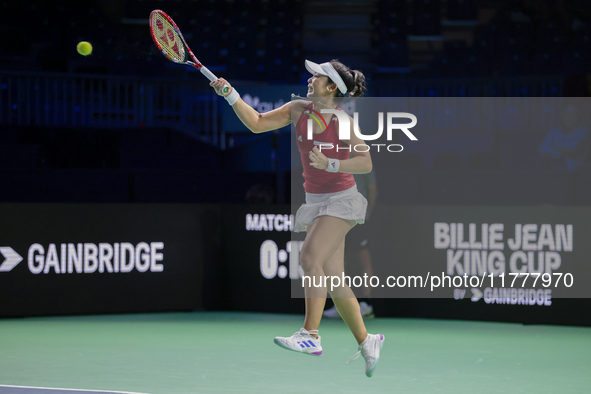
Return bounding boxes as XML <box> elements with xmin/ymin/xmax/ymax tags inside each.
<box><xmin>305</xmin><ymin>59</ymin><xmax>348</xmax><ymax>95</ymax></box>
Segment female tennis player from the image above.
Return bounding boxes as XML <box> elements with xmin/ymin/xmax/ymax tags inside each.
<box><xmin>210</xmin><ymin>59</ymin><xmax>384</xmax><ymax>377</ymax></box>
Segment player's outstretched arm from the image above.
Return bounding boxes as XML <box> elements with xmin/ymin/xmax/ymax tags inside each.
<box><xmin>211</xmin><ymin>78</ymin><xmax>291</xmax><ymax>133</ymax></box>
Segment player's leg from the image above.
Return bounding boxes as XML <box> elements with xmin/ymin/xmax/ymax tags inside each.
<box><xmin>273</xmin><ymin>215</ymin><xmax>353</xmax><ymax>356</ymax></box>
<box><xmin>359</xmin><ymin>248</ymin><xmax>374</xmax><ymax>294</ymax></box>
<box><xmin>357</xmin><ymin>247</ymin><xmax>375</xmax><ymax>318</ymax></box>
<box><xmin>324</xmin><ymin>228</ymin><xmax>384</xmax><ymax>378</ymax></box>
<box><xmin>325</xmin><ymin>225</ymin><xmax>374</xmax><ymax>319</ymax></box>
<box><xmin>324</xmin><ymin>238</ymin><xmax>368</xmax><ymax>344</ymax></box>
<box><xmin>300</xmin><ymin>215</ymin><xmax>355</xmax><ymax>333</ymax></box>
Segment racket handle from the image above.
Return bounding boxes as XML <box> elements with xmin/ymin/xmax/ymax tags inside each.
<box><xmin>201</xmin><ymin>66</ymin><xmax>229</xmax><ymax>94</ymax></box>
<box><xmin>200</xmin><ymin>66</ymin><xmax>218</xmax><ymax>82</ymax></box>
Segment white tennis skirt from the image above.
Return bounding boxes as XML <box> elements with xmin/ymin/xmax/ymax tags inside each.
<box><xmin>294</xmin><ymin>184</ymin><xmax>368</xmax><ymax>232</ymax></box>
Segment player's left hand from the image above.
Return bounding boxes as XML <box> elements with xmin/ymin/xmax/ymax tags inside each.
<box><xmin>309</xmin><ymin>146</ymin><xmax>328</xmax><ymax>170</ymax></box>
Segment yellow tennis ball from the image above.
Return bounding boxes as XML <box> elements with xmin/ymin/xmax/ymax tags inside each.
<box><xmin>77</xmin><ymin>41</ymin><xmax>93</xmax><ymax>56</ymax></box>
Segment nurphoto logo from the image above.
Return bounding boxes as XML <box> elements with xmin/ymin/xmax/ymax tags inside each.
<box><xmin>306</xmin><ymin>108</ymin><xmax>418</xmax><ymax>152</ymax></box>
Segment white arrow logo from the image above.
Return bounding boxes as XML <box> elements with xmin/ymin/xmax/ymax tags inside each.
<box><xmin>0</xmin><ymin>247</ymin><xmax>23</xmax><ymax>272</ymax></box>
<box><xmin>471</xmin><ymin>288</ymin><xmax>483</xmax><ymax>302</ymax></box>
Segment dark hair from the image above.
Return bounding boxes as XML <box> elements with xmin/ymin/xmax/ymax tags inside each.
<box><xmin>327</xmin><ymin>59</ymin><xmax>367</xmax><ymax>97</ymax></box>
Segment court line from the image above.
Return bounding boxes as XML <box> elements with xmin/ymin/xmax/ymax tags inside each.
<box><xmin>0</xmin><ymin>384</ymin><xmax>150</xmax><ymax>394</ymax></box>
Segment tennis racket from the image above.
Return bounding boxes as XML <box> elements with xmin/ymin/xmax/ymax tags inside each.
<box><xmin>149</xmin><ymin>9</ymin><xmax>228</xmax><ymax>93</ymax></box>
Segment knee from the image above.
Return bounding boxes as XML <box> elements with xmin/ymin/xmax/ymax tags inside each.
<box><xmin>300</xmin><ymin>252</ymin><xmax>323</xmax><ymax>275</ymax></box>
<box><xmin>328</xmin><ymin>285</ymin><xmax>352</xmax><ymax>299</ymax></box>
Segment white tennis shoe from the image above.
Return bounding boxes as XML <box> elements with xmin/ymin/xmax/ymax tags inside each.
<box><xmin>274</xmin><ymin>328</ymin><xmax>323</xmax><ymax>356</ymax></box>
<box><xmin>347</xmin><ymin>333</ymin><xmax>385</xmax><ymax>377</ymax></box>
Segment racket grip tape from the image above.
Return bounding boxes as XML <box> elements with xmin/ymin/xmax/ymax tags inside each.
<box><xmin>200</xmin><ymin>66</ymin><xmax>218</xmax><ymax>82</ymax></box>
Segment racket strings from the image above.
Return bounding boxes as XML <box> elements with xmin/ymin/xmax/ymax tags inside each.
<box><xmin>152</xmin><ymin>13</ymin><xmax>186</xmax><ymax>62</ymax></box>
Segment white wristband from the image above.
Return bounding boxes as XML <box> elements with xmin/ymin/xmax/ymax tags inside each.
<box><xmin>326</xmin><ymin>158</ymin><xmax>340</xmax><ymax>173</ymax></box>
<box><xmin>225</xmin><ymin>88</ymin><xmax>240</xmax><ymax>106</ymax></box>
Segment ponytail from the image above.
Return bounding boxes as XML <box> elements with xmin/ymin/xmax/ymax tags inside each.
<box><xmin>327</xmin><ymin>59</ymin><xmax>367</xmax><ymax>97</ymax></box>
<box><xmin>347</xmin><ymin>69</ymin><xmax>366</xmax><ymax>97</ymax></box>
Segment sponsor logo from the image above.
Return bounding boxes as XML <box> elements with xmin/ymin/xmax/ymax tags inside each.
<box><xmin>0</xmin><ymin>243</ymin><xmax>165</xmax><ymax>274</ymax></box>
<box><xmin>0</xmin><ymin>247</ymin><xmax>23</xmax><ymax>272</ymax></box>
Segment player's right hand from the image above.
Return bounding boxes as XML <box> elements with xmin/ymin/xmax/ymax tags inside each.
<box><xmin>210</xmin><ymin>78</ymin><xmax>232</xmax><ymax>97</ymax></box>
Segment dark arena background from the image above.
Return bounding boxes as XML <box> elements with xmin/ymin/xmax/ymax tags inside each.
<box><xmin>1</xmin><ymin>1</ymin><xmax>590</xmax><ymax>393</ymax></box>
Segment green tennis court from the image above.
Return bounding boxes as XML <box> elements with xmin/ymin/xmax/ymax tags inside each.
<box><xmin>1</xmin><ymin>312</ymin><xmax>589</xmax><ymax>394</ymax></box>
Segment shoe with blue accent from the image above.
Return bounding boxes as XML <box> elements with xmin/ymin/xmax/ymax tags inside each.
<box><xmin>273</xmin><ymin>328</ymin><xmax>323</xmax><ymax>356</ymax></box>
<box><xmin>347</xmin><ymin>333</ymin><xmax>385</xmax><ymax>377</ymax></box>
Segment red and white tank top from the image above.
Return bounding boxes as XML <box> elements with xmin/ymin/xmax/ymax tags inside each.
<box><xmin>295</xmin><ymin>104</ymin><xmax>355</xmax><ymax>194</ymax></box>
